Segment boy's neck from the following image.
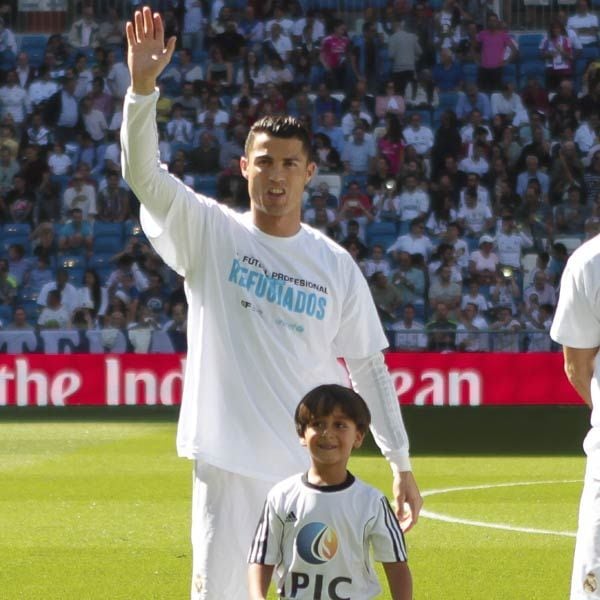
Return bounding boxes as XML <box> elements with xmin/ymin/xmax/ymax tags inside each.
<box><xmin>307</xmin><ymin>464</ymin><xmax>349</xmax><ymax>487</ymax></box>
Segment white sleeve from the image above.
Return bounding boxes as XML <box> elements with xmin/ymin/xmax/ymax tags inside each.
<box><xmin>345</xmin><ymin>352</ymin><xmax>411</xmax><ymax>472</ymax></box>
<box><xmin>247</xmin><ymin>497</ymin><xmax>283</xmax><ymax>566</ymax></box>
<box><xmin>370</xmin><ymin>494</ymin><xmax>408</xmax><ymax>562</ymax></box>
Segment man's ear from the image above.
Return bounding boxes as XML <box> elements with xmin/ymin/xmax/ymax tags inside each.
<box><xmin>305</xmin><ymin>161</ymin><xmax>317</xmax><ymax>186</ymax></box>
<box><xmin>240</xmin><ymin>155</ymin><xmax>249</xmax><ymax>179</ymax></box>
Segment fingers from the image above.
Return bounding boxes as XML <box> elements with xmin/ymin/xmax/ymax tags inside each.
<box><xmin>125</xmin><ymin>21</ymin><xmax>136</xmax><ymax>48</ymax></box>
<box><xmin>143</xmin><ymin>6</ymin><xmax>154</xmax><ymax>38</ymax></box>
<box><xmin>134</xmin><ymin>10</ymin><xmax>144</xmax><ymax>44</ymax></box>
<box><xmin>165</xmin><ymin>36</ymin><xmax>177</xmax><ymax>62</ymax></box>
<box><xmin>153</xmin><ymin>12</ymin><xmax>164</xmax><ymax>42</ymax></box>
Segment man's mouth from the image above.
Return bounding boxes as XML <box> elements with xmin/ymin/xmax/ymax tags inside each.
<box><xmin>268</xmin><ymin>187</ymin><xmax>285</xmax><ymax>196</ymax></box>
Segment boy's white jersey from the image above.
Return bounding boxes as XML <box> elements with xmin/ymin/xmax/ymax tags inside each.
<box><xmin>249</xmin><ymin>472</ymin><xmax>407</xmax><ymax>599</ymax></box>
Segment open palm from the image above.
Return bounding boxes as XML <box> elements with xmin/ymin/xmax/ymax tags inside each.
<box><xmin>126</xmin><ymin>7</ymin><xmax>176</xmax><ymax>95</ymax></box>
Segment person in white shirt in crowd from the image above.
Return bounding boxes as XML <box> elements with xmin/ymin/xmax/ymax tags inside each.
<box><xmin>459</xmin><ymin>172</ymin><xmax>492</xmax><ymax>208</ymax></box>
<box><xmin>567</xmin><ymin>0</ymin><xmax>599</xmax><ymax>46</ymax></box>
<box><xmin>361</xmin><ymin>244</ymin><xmax>392</xmax><ymax>279</ymax></box>
<box><xmin>389</xmin><ymin>303</ymin><xmax>427</xmax><ymax>351</ymax></box>
<box><xmin>37</xmin><ymin>268</ymin><xmax>80</xmax><ymax>316</ymax></box>
<box><xmin>341</xmin><ymin>97</ymin><xmax>374</xmax><ymax>138</ymax></box>
<box><xmin>47</xmin><ymin>141</ymin><xmax>73</xmax><ymax>177</ymax></box>
<box><xmin>265</xmin><ymin>5</ymin><xmax>294</xmax><ymax>37</ymax></box>
<box><xmin>166</xmin><ymin>103</ymin><xmax>194</xmax><ymax>146</ymax></box>
<box><xmin>27</xmin><ymin>66</ymin><xmax>60</xmax><ymax>109</ymax></box>
<box><xmin>490</xmin><ymin>304</ymin><xmax>522</xmax><ymax>351</ymax></box>
<box><xmin>0</xmin><ymin>17</ymin><xmax>17</xmax><ymax>65</ymax></box>
<box><xmin>341</xmin><ymin>124</ymin><xmax>377</xmax><ymax>183</ymax></box>
<box><xmin>182</xmin><ymin>0</ymin><xmax>204</xmax><ymax>54</ymax></box>
<box><xmin>458</xmin><ymin>188</ymin><xmax>495</xmax><ymax>239</ymax></box>
<box><xmin>68</xmin><ymin>4</ymin><xmax>100</xmax><ymax>49</ymax></box>
<box><xmin>292</xmin><ymin>9</ymin><xmax>325</xmax><ymax>44</ymax></box>
<box><xmin>396</xmin><ymin>174</ymin><xmax>430</xmax><ymax>230</ymax></box>
<box><xmin>62</xmin><ymin>170</ymin><xmax>97</xmax><ymax>220</ymax></box>
<box><xmin>428</xmin><ymin>243</ymin><xmax>462</xmax><ymax>283</ymax></box>
<box><xmin>80</xmin><ymin>94</ymin><xmax>108</xmax><ymax>144</ymax></box>
<box><xmin>442</xmin><ymin>222</ymin><xmax>469</xmax><ymax>272</ymax></box>
<box><xmin>265</xmin><ymin>22</ymin><xmax>293</xmax><ymax>62</ymax></box>
<box><xmin>461</xmin><ymin>279</ymin><xmax>490</xmax><ymax>314</ymax></box>
<box><xmin>575</xmin><ymin>112</ymin><xmax>600</xmax><ymax>155</ymax></box>
<box><xmin>469</xmin><ymin>234</ymin><xmax>499</xmax><ymax>284</ymax></box>
<box><xmin>372</xmin><ymin>177</ymin><xmax>401</xmax><ymax>223</ymax></box>
<box><xmin>523</xmin><ymin>271</ymin><xmax>557</xmax><ymax>309</ymax></box>
<box><xmin>106</xmin><ymin>48</ymin><xmax>131</xmax><ymax>101</ymax></box>
<box><xmin>256</xmin><ymin>54</ymin><xmax>293</xmax><ymax>90</ymax></box>
<box><xmin>77</xmin><ymin>268</ymin><xmax>109</xmax><ymax>325</ymax></box>
<box><xmin>458</xmin><ymin>142</ymin><xmax>490</xmax><ymax>177</ymax></box>
<box><xmin>197</xmin><ymin>94</ymin><xmax>229</xmax><ymax>128</ymax></box>
<box><xmin>38</xmin><ymin>289</ymin><xmax>72</xmax><ymax>330</ymax></box>
<box><xmin>302</xmin><ymin>191</ymin><xmax>336</xmax><ymax>230</ymax></box>
<box><xmin>402</xmin><ymin>112</ymin><xmax>434</xmax><ymax>157</ymax></box>
<box><xmin>388</xmin><ymin>217</ymin><xmax>434</xmax><ymax>261</ymax></box>
<box><xmin>523</xmin><ymin>299</ymin><xmax>554</xmax><ymax>351</ymax></box>
<box><xmin>516</xmin><ymin>155</ymin><xmax>550</xmax><ymax>198</ymax></box>
<box><xmin>0</xmin><ymin>69</ymin><xmax>30</xmax><ymax>129</ymax></box>
<box><xmin>495</xmin><ymin>214</ymin><xmax>533</xmax><ymax>271</ymax></box>
<box><xmin>490</xmin><ymin>82</ymin><xmax>526</xmax><ymax>121</ymax></box>
<box><xmin>162</xmin><ymin>47</ymin><xmax>204</xmax><ymax>89</ymax></box>
<box><xmin>428</xmin><ymin>263</ymin><xmax>462</xmax><ymax>317</ymax></box>
<box><xmin>490</xmin><ymin>269</ymin><xmax>521</xmax><ymax>315</ymax></box>
<box><xmin>460</xmin><ymin>109</ymin><xmax>493</xmax><ymax>145</ymax></box>
<box><xmin>456</xmin><ymin>302</ymin><xmax>490</xmax><ymax>351</ymax></box>
<box><xmin>15</xmin><ymin>52</ymin><xmax>36</xmax><ymax>90</ymax></box>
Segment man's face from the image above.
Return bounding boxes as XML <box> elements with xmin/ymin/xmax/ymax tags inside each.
<box><xmin>241</xmin><ymin>133</ymin><xmax>315</xmax><ymax>226</ymax></box>
<box><xmin>534</xmin><ymin>273</ymin><xmax>546</xmax><ymax>289</ymax></box>
<box><xmin>14</xmin><ymin>308</ymin><xmax>26</xmax><ymax>325</ymax></box>
<box><xmin>437</xmin><ymin>303</ymin><xmax>449</xmax><ymax>320</ymax></box>
<box><xmin>404</xmin><ymin>305</ymin><xmax>415</xmax><ymax>322</ymax></box>
<box><xmin>467</xmin><ymin>175</ymin><xmax>478</xmax><ymax>189</ymax></box>
<box><xmin>464</xmin><ymin>304</ymin><xmax>476</xmax><ymax>320</ymax></box>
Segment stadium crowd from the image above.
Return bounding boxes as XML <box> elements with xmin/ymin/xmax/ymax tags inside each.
<box><xmin>1</xmin><ymin>0</ymin><xmax>600</xmax><ymax>352</ymax></box>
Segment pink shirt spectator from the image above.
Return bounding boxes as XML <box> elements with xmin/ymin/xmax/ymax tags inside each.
<box><xmin>378</xmin><ymin>138</ymin><xmax>404</xmax><ymax>175</ymax></box>
<box><xmin>477</xmin><ymin>30</ymin><xmax>512</xmax><ymax>68</ymax></box>
<box><xmin>321</xmin><ymin>34</ymin><xmax>350</xmax><ymax>69</ymax></box>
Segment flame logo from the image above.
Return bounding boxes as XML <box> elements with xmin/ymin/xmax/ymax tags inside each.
<box><xmin>296</xmin><ymin>522</ymin><xmax>339</xmax><ymax>565</ymax></box>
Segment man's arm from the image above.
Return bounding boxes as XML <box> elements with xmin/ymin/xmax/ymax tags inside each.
<box><xmin>248</xmin><ymin>563</ymin><xmax>274</xmax><ymax>600</ymax></box>
<box><xmin>563</xmin><ymin>346</ymin><xmax>598</xmax><ymax>408</ymax></box>
<box><xmin>346</xmin><ymin>353</ymin><xmax>423</xmax><ymax>531</ymax></box>
<box><xmin>383</xmin><ymin>562</ymin><xmax>413</xmax><ymax>600</ymax></box>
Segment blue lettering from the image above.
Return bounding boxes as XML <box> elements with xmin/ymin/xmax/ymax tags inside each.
<box><xmin>246</xmin><ymin>270</ymin><xmax>259</xmax><ymax>291</ymax></box>
<box><xmin>294</xmin><ymin>291</ymin><xmax>306</xmax><ymax>313</ymax></box>
<box><xmin>255</xmin><ymin>274</ymin><xmax>267</xmax><ymax>298</ymax></box>
<box><xmin>267</xmin><ymin>279</ymin><xmax>279</xmax><ymax>302</ymax></box>
<box><xmin>237</xmin><ymin>266</ymin><xmax>249</xmax><ymax>288</ymax></box>
<box><xmin>316</xmin><ymin>297</ymin><xmax>327</xmax><ymax>320</ymax></box>
<box><xmin>282</xmin><ymin>287</ymin><xmax>294</xmax><ymax>311</ymax></box>
<box><xmin>276</xmin><ymin>282</ymin><xmax>284</xmax><ymax>305</ymax></box>
<box><xmin>306</xmin><ymin>293</ymin><xmax>316</xmax><ymax>317</ymax></box>
<box><xmin>228</xmin><ymin>259</ymin><xmax>242</xmax><ymax>283</ymax></box>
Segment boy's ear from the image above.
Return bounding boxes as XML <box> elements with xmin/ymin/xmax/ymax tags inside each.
<box><xmin>353</xmin><ymin>430</ymin><xmax>366</xmax><ymax>449</ymax></box>
<box><xmin>299</xmin><ymin>436</ymin><xmax>307</xmax><ymax>447</ymax></box>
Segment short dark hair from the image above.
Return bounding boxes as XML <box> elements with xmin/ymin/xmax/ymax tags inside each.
<box><xmin>245</xmin><ymin>115</ymin><xmax>312</xmax><ymax>160</ymax></box>
<box><xmin>294</xmin><ymin>384</ymin><xmax>371</xmax><ymax>436</ymax></box>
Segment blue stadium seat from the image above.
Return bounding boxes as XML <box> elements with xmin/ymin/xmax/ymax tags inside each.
<box><xmin>581</xmin><ymin>45</ymin><xmax>600</xmax><ymax>60</ymax></box>
<box><xmin>438</xmin><ymin>91</ymin><xmax>459</xmax><ymax>111</ymax></box>
<box><xmin>502</xmin><ymin>64</ymin><xmax>517</xmax><ymax>84</ymax></box>
<box><xmin>576</xmin><ymin>58</ymin><xmax>590</xmax><ymax>76</ymax></box>
<box><xmin>194</xmin><ymin>175</ymin><xmax>218</xmax><ymax>197</ymax></box>
<box><xmin>93</xmin><ymin>236</ymin><xmax>123</xmax><ymax>255</ymax></box>
<box><xmin>366</xmin><ymin>222</ymin><xmax>397</xmax><ymax>248</ymax></box>
<box><xmin>3</xmin><ymin>223</ymin><xmax>31</xmax><ymax>237</ymax></box>
<box><xmin>88</xmin><ymin>254</ymin><xmax>114</xmax><ymax>285</ymax></box>
<box><xmin>0</xmin><ymin>304</ymin><xmax>12</xmax><ymax>325</ymax></box>
<box><xmin>93</xmin><ymin>221</ymin><xmax>124</xmax><ymax>241</ymax></box>
<box><xmin>462</xmin><ymin>63</ymin><xmax>478</xmax><ymax>84</ymax></box>
<box><xmin>21</xmin><ymin>300</ymin><xmax>40</xmax><ymax>323</ymax></box>
<box><xmin>519</xmin><ymin>61</ymin><xmax>546</xmax><ymax>83</ymax></box>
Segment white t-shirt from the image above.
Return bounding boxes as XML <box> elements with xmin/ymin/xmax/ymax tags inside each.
<box><xmin>248</xmin><ymin>472</ymin><xmax>407</xmax><ymax>599</ymax></box>
<box><xmin>389</xmin><ymin>320</ymin><xmax>427</xmax><ymax>350</ymax></box>
<box><xmin>397</xmin><ymin>189</ymin><xmax>430</xmax><ymax>222</ymax></box>
<box><xmin>458</xmin><ymin>202</ymin><xmax>493</xmax><ymax>234</ymax></box>
<box><xmin>469</xmin><ymin>249</ymin><xmax>499</xmax><ymax>272</ymax></box>
<box><xmin>402</xmin><ymin>125</ymin><xmax>434</xmax><ymax>155</ymax></box>
<box><xmin>567</xmin><ymin>13</ymin><xmax>599</xmax><ymax>46</ymax></box>
<box><xmin>496</xmin><ymin>231</ymin><xmax>533</xmax><ymax>268</ymax></box>
<box><xmin>122</xmin><ymin>90</ymin><xmax>394</xmax><ymax>481</ymax></box>
<box><xmin>456</xmin><ymin>316</ymin><xmax>489</xmax><ymax>351</ymax></box>
<box><xmin>551</xmin><ymin>234</ymin><xmax>600</xmax><ymax>435</ymax></box>
<box><xmin>48</xmin><ymin>152</ymin><xmax>72</xmax><ymax>176</ymax></box>
<box><xmin>387</xmin><ymin>233</ymin><xmax>433</xmax><ymax>259</ymax></box>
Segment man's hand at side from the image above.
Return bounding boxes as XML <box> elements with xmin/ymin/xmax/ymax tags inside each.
<box><xmin>393</xmin><ymin>470</ymin><xmax>423</xmax><ymax>532</ymax></box>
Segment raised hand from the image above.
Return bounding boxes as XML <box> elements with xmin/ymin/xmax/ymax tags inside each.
<box><xmin>126</xmin><ymin>6</ymin><xmax>176</xmax><ymax>95</ymax></box>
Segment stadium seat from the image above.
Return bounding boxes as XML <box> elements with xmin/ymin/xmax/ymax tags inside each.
<box><xmin>194</xmin><ymin>175</ymin><xmax>218</xmax><ymax>197</ymax></box>
<box><xmin>3</xmin><ymin>223</ymin><xmax>31</xmax><ymax>237</ymax></box>
<box><xmin>554</xmin><ymin>237</ymin><xmax>583</xmax><ymax>254</ymax></box>
<box><xmin>0</xmin><ymin>304</ymin><xmax>12</xmax><ymax>325</ymax></box>
<box><xmin>438</xmin><ymin>92</ymin><xmax>459</xmax><ymax>111</ymax></box>
<box><xmin>502</xmin><ymin>64</ymin><xmax>517</xmax><ymax>84</ymax></box>
<box><xmin>93</xmin><ymin>236</ymin><xmax>123</xmax><ymax>255</ymax></box>
<box><xmin>462</xmin><ymin>63</ymin><xmax>478</xmax><ymax>84</ymax></box>
<box><xmin>88</xmin><ymin>254</ymin><xmax>114</xmax><ymax>285</ymax></box>
<box><xmin>581</xmin><ymin>45</ymin><xmax>600</xmax><ymax>61</ymax></box>
<box><xmin>93</xmin><ymin>221</ymin><xmax>124</xmax><ymax>241</ymax></box>
<box><xmin>366</xmin><ymin>222</ymin><xmax>397</xmax><ymax>248</ymax></box>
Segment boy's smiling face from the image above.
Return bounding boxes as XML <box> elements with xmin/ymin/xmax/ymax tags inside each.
<box><xmin>300</xmin><ymin>406</ymin><xmax>365</xmax><ymax>472</ymax></box>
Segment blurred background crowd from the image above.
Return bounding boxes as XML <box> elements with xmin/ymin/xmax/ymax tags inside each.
<box><xmin>1</xmin><ymin>0</ymin><xmax>600</xmax><ymax>353</ymax></box>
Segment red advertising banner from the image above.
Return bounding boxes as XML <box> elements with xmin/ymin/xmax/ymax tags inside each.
<box><xmin>0</xmin><ymin>353</ymin><xmax>582</xmax><ymax>407</ymax></box>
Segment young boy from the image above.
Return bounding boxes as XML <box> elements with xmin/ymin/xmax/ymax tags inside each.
<box><xmin>248</xmin><ymin>384</ymin><xmax>412</xmax><ymax>600</ymax></box>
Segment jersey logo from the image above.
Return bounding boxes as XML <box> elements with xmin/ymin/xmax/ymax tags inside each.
<box><xmin>285</xmin><ymin>511</ymin><xmax>298</xmax><ymax>523</ymax></box>
<box><xmin>296</xmin><ymin>522</ymin><xmax>338</xmax><ymax>565</ymax></box>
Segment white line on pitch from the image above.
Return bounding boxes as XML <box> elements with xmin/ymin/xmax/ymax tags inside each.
<box><xmin>420</xmin><ymin>479</ymin><xmax>582</xmax><ymax>537</ymax></box>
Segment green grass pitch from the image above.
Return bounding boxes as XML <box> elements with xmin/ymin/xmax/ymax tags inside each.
<box><xmin>0</xmin><ymin>405</ymin><xmax>591</xmax><ymax>599</ymax></box>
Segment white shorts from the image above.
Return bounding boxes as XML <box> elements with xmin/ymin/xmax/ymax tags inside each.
<box><xmin>571</xmin><ymin>448</ymin><xmax>600</xmax><ymax>599</ymax></box>
<box><xmin>190</xmin><ymin>461</ymin><xmax>274</xmax><ymax>600</ymax></box>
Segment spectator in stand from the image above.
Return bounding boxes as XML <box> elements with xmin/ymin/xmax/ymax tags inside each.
<box><xmin>575</xmin><ymin>113</ymin><xmax>600</xmax><ymax>155</ymax></box>
<box><xmin>28</xmin><ymin>66</ymin><xmax>60</xmax><ymax>110</ymax></box>
<box><xmin>312</xmin><ymin>133</ymin><xmax>342</xmax><ymax>173</ymax></box>
<box><xmin>461</xmin><ymin>279</ymin><xmax>490</xmax><ymax>314</ymax></box>
<box><xmin>37</xmin><ymin>268</ymin><xmax>79</xmax><ymax>316</ymax></box>
<box><xmin>469</xmin><ymin>234</ymin><xmax>499</xmax><ymax>285</ymax></box>
<box><xmin>23</xmin><ymin>112</ymin><xmax>52</xmax><ymax>151</ymax></box>
<box><xmin>516</xmin><ymin>155</ymin><xmax>550</xmax><ymax>199</ymax></box>
<box><xmin>138</xmin><ymin>270</ymin><xmax>169</xmax><ymax>326</ymax></box>
<box><xmin>205</xmin><ymin>45</ymin><xmax>234</xmax><ymax>91</ymax></box>
<box><xmin>539</xmin><ymin>20</ymin><xmax>574</xmax><ymax>92</ymax></box>
<box><xmin>341</xmin><ymin>98</ymin><xmax>373</xmax><ymax>139</ymax></box>
<box><xmin>67</xmin><ymin>4</ymin><xmax>100</xmax><ymax>49</ymax></box>
<box><xmin>389</xmin><ymin>303</ymin><xmax>428</xmax><ymax>352</ymax></box>
<box><xmin>459</xmin><ymin>142</ymin><xmax>490</xmax><ymax>177</ymax></box>
<box><xmin>341</xmin><ymin>124</ymin><xmax>376</xmax><ymax>186</ymax></box>
<box><xmin>375</xmin><ymin>81</ymin><xmax>406</xmax><ymax>120</ymax></box>
<box><xmin>584</xmin><ymin>150</ymin><xmax>600</xmax><ymax>204</ymax></box>
<box><xmin>197</xmin><ymin>95</ymin><xmax>229</xmax><ymax>129</ymax></box>
<box><xmin>6</xmin><ymin>242</ymin><xmax>29</xmax><ymax>287</ymax></box>
<box><xmin>0</xmin><ymin>16</ymin><xmax>17</xmax><ymax>68</ymax></box>
<box><xmin>548</xmin><ymin>241</ymin><xmax>569</xmax><ymax>286</ymax></box>
<box><xmin>47</xmin><ymin>141</ymin><xmax>72</xmax><ymax>177</ymax></box>
<box><xmin>523</xmin><ymin>301</ymin><xmax>554</xmax><ymax>352</ymax></box>
<box><xmin>458</xmin><ymin>188</ymin><xmax>494</xmax><ymax>242</ymax></box>
<box><xmin>550</xmin><ymin>141</ymin><xmax>584</xmax><ymax>203</ymax></box>
<box><xmin>350</xmin><ymin>21</ymin><xmax>382</xmax><ymax>94</ymax></box>
<box><xmin>106</xmin><ymin>48</ymin><xmax>130</xmax><ymax>101</ymax></box>
<box><xmin>302</xmin><ymin>191</ymin><xmax>337</xmax><ymax>236</ymax></box>
<box><xmin>475</xmin><ymin>13</ymin><xmax>517</xmax><ymax>93</ymax></box>
<box><xmin>80</xmin><ymin>94</ymin><xmax>107</xmax><ymax>144</ymax></box>
<box><xmin>58</xmin><ymin>207</ymin><xmax>93</xmax><ymax>257</ymax></box>
<box><xmin>15</xmin><ymin>51</ymin><xmax>36</xmax><ymax>90</ymax></box>
<box><xmin>580</xmin><ymin>78</ymin><xmax>600</xmax><ymax>120</ymax></box>
<box><xmin>388</xmin><ymin>217</ymin><xmax>434</xmax><ymax>261</ymax></box>
<box><xmin>314</xmin><ymin>83</ymin><xmax>342</xmax><ymax>123</ymax></box>
<box><xmin>372</xmin><ymin>177</ymin><xmax>400</xmax><ymax>223</ymax></box>
<box><xmin>336</xmin><ymin>180</ymin><xmax>374</xmax><ymax>239</ymax></box>
<box><xmin>405</xmin><ymin>69</ymin><xmax>440</xmax><ymax>110</ymax></box>
<box><xmin>256</xmin><ymin>54</ymin><xmax>293</xmax><ymax>92</ymax></box>
<box><xmin>456</xmin><ymin>302</ymin><xmax>490</xmax><ymax>351</ymax></box>
<box><xmin>428</xmin><ymin>263</ymin><xmax>462</xmax><ymax>317</ymax></box>
<box><xmin>426</xmin><ymin>301</ymin><xmax>457</xmax><ymax>351</ymax></box>
<box><xmin>554</xmin><ymin>185</ymin><xmax>590</xmax><ymax>235</ymax></box>
<box><xmin>77</xmin><ymin>268</ymin><xmax>108</xmax><ymax>325</ymax></box>
<box><xmin>496</xmin><ymin>214</ymin><xmax>533</xmax><ymax>272</ymax></box>
<box><xmin>98</xmin><ymin>5</ymin><xmax>125</xmax><ymax>47</ymax></box>
<box><xmin>5</xmin><ymin>306</ymin><xmax>33</xmax><ymax>330</ymax></box>
<box><xmin>459</xmin><ymin>109</ymin><xmax>493</xmax><ymax>146</ymax></box>
<box><xmin>0</xmin><ymin>258</ymin><xmax>16</xmax><ymax>308</ymax></box>
<box><xmin>163</xmin><ymin>301</ymin><xmax>188</xmax><ymax>352</ymax></box>
<box><xmin>523</xmin><ymin>271</ymin><xmax>557</xmax><ymax>310</ymax></box>
<box><xmin>489</xmin><ymin>305</ymin><xmax>521</xmax><ymax>351</ymax></box>
<box><xmin>567</xmin><ymin>0</ymin><xmax>599</xmax><ymax>47</ymax></box>
<box><xmin>339</xmin><ymin>219</ymin><xmax>368</xmax><ymax>258</ymax></box>
<box><xmin>26</xmin><ymin>255</ymin><xmax>54</xmax><ymax>296</ymax></box>
<box><xmin>517</xmin><ymin>183</ymin><xmax>553</xmax><ymax>245</ymax></box>
<box><xmin>96</xmin><ymin>170</ymin><xmax>130</xmax><ymax>223</ymax></box>
<box><xmin>5</xmin><ymin>172</ymin><xmax>34</xmax><ymax>225</ymax></box>
<box><xmin>396</xmin><ymin>174</ymin><xmax>430</xmax><ymax>232</ymax></box>
<box><xmin>189</xmin><ymin>131</ymin><xmax>220</xmax><ymax>174</ymax></box>
<box><xmin>166</xmin><ymin>103</ymin><xmax>193</xmax><ymax>146</ymax></box>
<box><xmin>361</xmin><ymin>244</ymin><xmax>392</xmax><ymax>279</ymax></box>
<box><xmin>30</xmin><ymin>222</ymin><xmax>58</xmax><ymax>262</ymax></box>
<box><xmin>520</xmin><ymin>75</ymin><xmax>550</xmax><ymax>115</ymax></box>
<box><xmin>432</xmin><ymin>48</ymin><xmax>464</xmax><ymax>92</ymax></box>
<box><xmin>62</xmin><ymin>170</ymin><xmax>96</xmax><ymax>219</ymax></box>
<box><xmin>456</xmin><ymin>83</ymin><xmax>492</xmax><ymax>122</ymax></box>
<box><xmin>319</xmin><ymin>19</ymin><xmax>350</xmax><ymax>91</ymax></box>
<box><xmin>0</xmin><ymin>70</ymin><xmax>29</xmax><ymax>130</ymax></box>
<box><xmin>216</xmin><ymin>157</ymin><xmax>249</xmax><ymax>210</ymax></box>
<box><xmin>89</xmin><ymin>76</ymin><xmax>114</xmax><ymax>121</ymax></box>
<box><xmin>38</xmin><ymin>289</ymin><xmax>71</xmax><ymax>330</ymax></box>
<box><xmin>387</xmin><ymin>20</ymin><xmax>422</xmax><ymax>95</ymax></box>
<box><xmin>444</xmin><ymin>221</ymin><xmax>470</xmax><ymax>272</ymax></box>
<box><xmin>402</xmin><ymin>112</ymin><xmax>434</xmax><ymax>159</ymax></box>
<box><xmin>0</xmin><ymin>144</ymin><xmax>18</xmax><ymax>196</ymax></box>
<box><xmin>377</xmin><ymin>114</ymin><xmax>404</xmax><ymax>177</ymax></box>
<box><xmin>490</xmin><ymin>82</ymin><xmax>526</xmax><ymax>121</ymax></box>
<box><xmin>369</xmin><ymin>270</ymin><xmax>403</xmax><ymax>325</ymax></box>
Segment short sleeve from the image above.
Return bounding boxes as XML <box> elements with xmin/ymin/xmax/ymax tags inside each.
<box><xmin>370</xmin><ymin>496</ymin><xmax>408</xmax><ymax>563</ymax></box>
<box><xmin>247</xmin><ymin>497</ymin><xmax>284</xmax><ymax>566</ymax></box>
<box><xmin>332</xmin><ymin>259</ymin><xmax>389</xmax><ymax>358</ymax></box>
<box><xmin>551</xmin><ymin>257</ymin><xmax>600</xmax><ymax>348</ymax></box>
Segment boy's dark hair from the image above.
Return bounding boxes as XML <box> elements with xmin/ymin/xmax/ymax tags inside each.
<box><xmin>294</xmin><ymin>384</ymin><xmax>371</xmax><ymax>436</ymax></box>
<box><xmin>245</xmin><ymin>115</ymin><xmax>313</xmax><ymax>161</ymax></box>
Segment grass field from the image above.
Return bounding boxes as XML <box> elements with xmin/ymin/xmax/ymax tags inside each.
<box><xmin>0</xmin><ymin>406</ymin><xmax>591</xmax><ymax>599</ymax></box>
